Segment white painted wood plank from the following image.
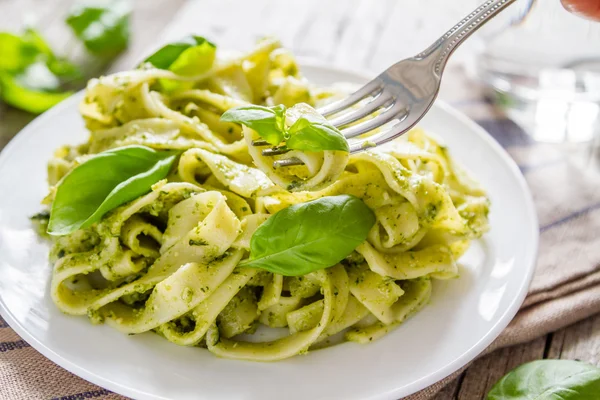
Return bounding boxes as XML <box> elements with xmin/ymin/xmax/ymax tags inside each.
<box><xmin>331</xmin><ymin>0</ymin><xmax>397</xmax><ymax>73</ymax></box>
<box><xmin>162</xmin><ymin>0</ymin><xmax>369</xmax><ymax>64</ymax></box>
<box><xmin>291</xmin><ymin>0</ymin><xmax>360</xmax><ymax>61</ymax></box>
<box><xmin>0</xmin><ymin>0</ymin><xmax>60</xmax><ymax>31</ymax></box>
<box><xmin>368</xmin><ymin>0</ymin><xmax>480</xmax><ymax>71</ymax></box>
<box><xmin>161</xmin><ymin>0</ymin><xmax>487</xmax><ymax>105</ymax></box>
<box><xmin>258</xmin><ymin>0</ymin><xmax>321</xmax><ymax>49</ymax></box>
<box><xmin>159</xmin><ymin>0</ymin><xmax>271</xmax><ymax>51</ymax></box>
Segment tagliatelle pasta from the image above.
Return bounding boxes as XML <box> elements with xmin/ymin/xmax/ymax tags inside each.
<box><xmin>41</xmin><ymin>38</ymin><xmax>490</xmax><ymax>361</ymax></box>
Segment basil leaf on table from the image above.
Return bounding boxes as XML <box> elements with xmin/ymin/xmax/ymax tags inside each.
<box><xmin>0</xmin><ymin>29</ymin><xmax>80</xmax><ymax>113</ymax></box>
<box><xmin>0</xmin><ymin>28</ymin><xmax>79</xmax><ymax>74</ymax></box>
<box><xmin>48</xmin><ymin>145</ymin><xmax>177</xmax><ymax>236</ymax></box>
<box><xmin>0</xmin><ymin>62</ymin><xmax>74</xmax><ymax>114</ymax></box>
<box><xmin>221</xmin><ymin>105</ymin><xmax>286</xmax><ymax>146</ymax></box>
<box><xmin>487</xmin><ymin>360</ymin><xmax>600</xmax><ymax>400</ymax></box>
<box><xmin>0</xmin><ymin>32</ymin><xmax>40</xmax><ymax>72</ymax></box>
<box><xmin>240</xmin><ymin>195</ymin><xmax>375</xmax><ymax>276</ymax></box>
<box><xmin>144</xmin><ymin>35</ymin><xmax>216</xmax><ymax>76</ymax></box>
<box><xmin>66</xmin><ymin>0</ymin><xmax>131</xmax><ymax>57</ymax></box>
<box><xmin>20</xmin><ymin>28</ymin><xmax>81</xmax><ymax>80</ymax></box>
<box><xmin>5</xmin><ymin>28</ymin><xmax>81</xmax><ymax>81</ymax></box>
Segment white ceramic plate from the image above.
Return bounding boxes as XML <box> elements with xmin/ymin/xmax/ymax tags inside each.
<box><xmin>0</xmin><ymin>65</ymin><xmax>538</xmax><ymax>400</ymax></box>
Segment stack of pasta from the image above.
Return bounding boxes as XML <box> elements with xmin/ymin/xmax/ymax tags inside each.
<box><xmin>42</xmin><ymin>38</ymin><xmax>489</xmax><ymax>361</ymax></box>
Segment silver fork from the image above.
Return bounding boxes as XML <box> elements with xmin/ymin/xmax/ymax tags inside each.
<box><xmin>254</xmin><ymin>0</ymin><xmax>517</xmax><ymax>167</ymax></box>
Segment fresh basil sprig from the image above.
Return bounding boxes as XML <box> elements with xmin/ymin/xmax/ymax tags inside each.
<box><xmin>48</xmin><ymin>145</ymin><xmax>177</xmax><ymax>236</ymax></box>
<box><xmin>221</xmin><ymin>105</ymin><xmax>286</xmax><ymax>146</ymax></box>
<box><xmin>0</xmin><ymin>29</ymin><xmax>80</xmax><ymax>113</ymax></box>
<box><xmin>144</xmin><ymin>35</ymin><xmax>216</xmax><ymax>76</ymax></box>
<box><xmin>66</xmin><ymin>0</ymin><xmax>131</xmax><ymax>57</ymax></box>
<box><xmin>240</xmin><ymin>195</ymin><xmax>375</xmax><ymax>276</ymax></box>
<box><xmin>487</xmin><ymin>360</ymin><xmax>600</xmax><ymax>400</ymax></box>
<box><xmin>286</xmin><ymin>107</ymin><xmax>348</xmax><ymax>152</ymax></box>
<box><xmin>221</xmin><ymin>103</ymin><xmax>349</xmax><ymax>153</ymax></box>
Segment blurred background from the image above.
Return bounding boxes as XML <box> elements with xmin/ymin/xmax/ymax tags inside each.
<box><xmin>1</xmin><ymin>0</ymin><xmax>599</xmax><ymax>152</ymax></box>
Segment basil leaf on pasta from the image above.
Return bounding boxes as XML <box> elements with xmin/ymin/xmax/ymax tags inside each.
<box><xmin>223</xmin><ymin>103</ymin><xmax>348</xmax><ymax>152</ymax></box>
<box><xmin>66</xmin><ymin>0</ymin><xmax>131</xmax><ymax>57</ymax></box>
<box><xmin>487</xmin><ymin>360</ymin><xmax>600</xmax><ymax>400</ymax></box>
<box><xmin>286</xmin><ymin>103</ymin><xmax>349</xmax><ymax>152</ymax></box>
<box><xmin>221</xmin><ymin>105</ymin><xmax>286</xmax><ymax>145</ymax></box>
<box><xmin>144</xmin><ymin>35</ymin><xmax>216</xmax><ymax>76</ymax></box>
<box><xmin>241</xmin><ymin>195</ymin><xmax>375</xmax><ymax>276</ymax></box>
<box><xmin>48</xmin><ymin>145</ymin><xmax>177</xmax><ymax>235</ymax></box>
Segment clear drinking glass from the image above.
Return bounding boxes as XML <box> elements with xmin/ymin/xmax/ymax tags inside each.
<box><xmin>475</xmin><ymin>0</ymin><xmax>600</xmax><ymax>142</ymax></box>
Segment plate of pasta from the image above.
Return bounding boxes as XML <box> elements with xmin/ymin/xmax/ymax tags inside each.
<box><xmin>0</xmin><ymin>38</ymin><xmax>537</xmax><ymax>400</ymax></box>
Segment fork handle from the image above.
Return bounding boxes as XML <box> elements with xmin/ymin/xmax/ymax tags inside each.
<box><xmin>417</xmin><ymin>0</ymin><xmax>518</xmax><ymax>75</ymax></box>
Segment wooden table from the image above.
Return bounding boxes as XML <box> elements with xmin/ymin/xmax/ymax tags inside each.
<box><xmin>1</xmin><ymin>1</ymin><xmax>599</xmax><ymax>399</ymax></box>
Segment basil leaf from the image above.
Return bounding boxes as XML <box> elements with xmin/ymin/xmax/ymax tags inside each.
<box><xmin>240</xmin><ymin>195</ymin><xmax>375</xmax><ymax>276</ymax></box>
<box><xmin>21</xmin><ymin>29</ymin><xmax>81</xmax><ymax>80</ymax></box>
<box><xmin>48</xmin><ymin>145</ymin><xmax>177</xmax><ymax>236</ymax></box>
<box><xmin>66</xmin><ymin>0</ymin><xmax>131</xmax><ymax>57</ymax></box>
<box><xmin>0</xmin><ymin>63</ymin><xmax>73</xmax><ymax>113</ymax></box>
<box><xmin>287</xmin><ymin>104</ymin><xmax>349</xmax><ymax>152</ymax></box>
<box><xmin>221</xmin><ymin>105</ymin><xmax>286</xmax><ymax>146</ymax></box>
<box><xmin>487</xmin><ymin>360</ymin><xmax>600</xmax><ymax>400</ymax></box>
<box><xmin>144</xmin><ymin>35</ymin><xmax>216</xmax><ymax>76</ymax></box>
<box><xmin>0</xmin><ymin>28</ymin><xmax>79</xmax><ymax>74</ymax></box>
<box><xmin>0</xmin><ymin>32</ymin><xmax>40</xmax><ymax>72</ymax></box>
<box><xmin>21</xmin><ymin>28</ymin><xmax>54</xmax><ymax>57</ymax></box>
<box><xmin>0</xmin><ymin>28</ymin><xmax>80</xmax><ymax>113</ymax></box>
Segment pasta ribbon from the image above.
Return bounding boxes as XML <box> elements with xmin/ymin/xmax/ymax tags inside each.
<box><xmin>244</xmin><ymin>126</ymin><xmax>349</xmax><ymax>192</ymax></box>
<box><xmin>43</xmin><ymin>39</ymin><xmax>490</xmax><ymax>361</ymax></box>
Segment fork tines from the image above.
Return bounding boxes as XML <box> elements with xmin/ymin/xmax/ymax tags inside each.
<box><xmin>250</xmin><ymin>80</ymin><xmax>408</xmax><ymax>167</ymax></box>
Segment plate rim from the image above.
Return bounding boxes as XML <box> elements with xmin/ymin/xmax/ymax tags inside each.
<box><xmin>0</xmin><ymin>63</ymin><xmax>539</xmax><ymax>400</ymax></box>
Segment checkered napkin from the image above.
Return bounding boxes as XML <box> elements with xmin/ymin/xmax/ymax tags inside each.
<box><xmin>1</xmin><ymin>69</ymin><xmax>600</xmax><ymax>400</ymax></box>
